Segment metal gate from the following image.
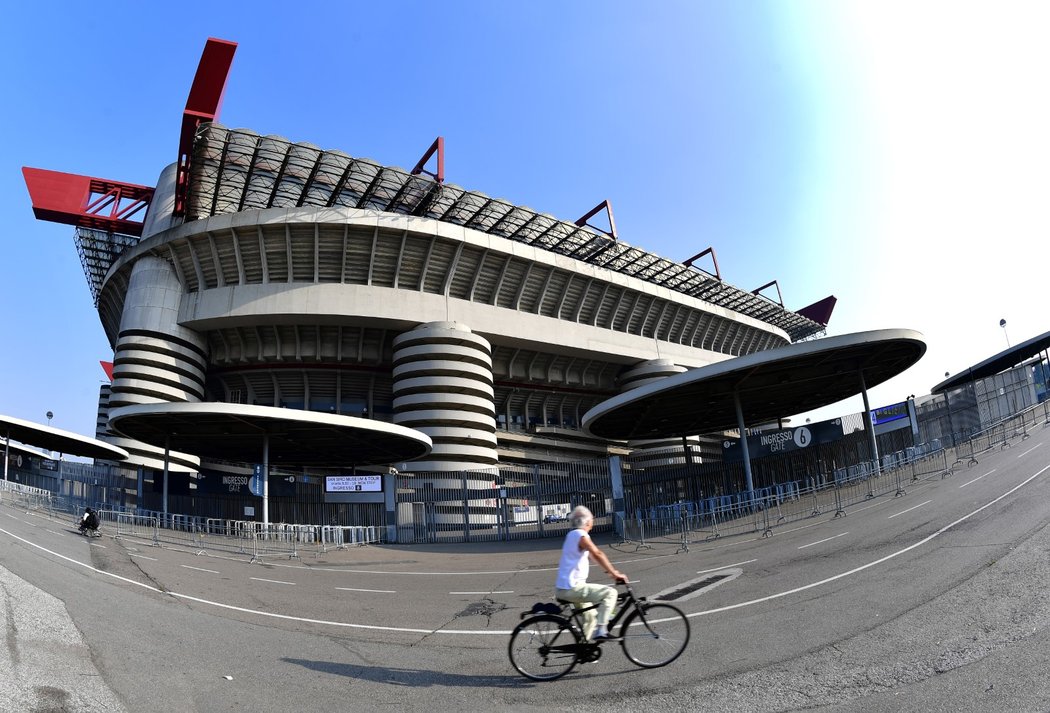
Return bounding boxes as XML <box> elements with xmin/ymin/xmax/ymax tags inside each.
<box><xmin>394</xmin><ymin>458</ymin><xmax>613</xmax><ymax>544</ymax></box>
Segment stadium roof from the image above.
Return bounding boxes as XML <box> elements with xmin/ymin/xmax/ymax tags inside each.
<box><xmin>109</xmin><ymin>402</ymin><xmax>431</xmax><ymax>467</ymax></box>
<box><xmin>0</xmin><ymin>414</ymin><xmax>129</xmax><ymax>461</ymax></box>
<box><xmin>184</xmin><ymin>123</ymin><xmax>831</xmax><ymax>342</ymax></box>
<box><xmin>931</xmin><ymin>328</ymin><xmax>1050</xmax><ymax>394</ymax></box>
<box><xmin>583</xmin><ymin>329</ymin><xmax>926</xmax><ymax>440</ymax></box>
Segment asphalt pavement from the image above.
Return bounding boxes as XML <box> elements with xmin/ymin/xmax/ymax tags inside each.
<box><xmin>1</xmin><ymin>426</ymin><xmax>1049</xmax><ymax>712</ymax></box>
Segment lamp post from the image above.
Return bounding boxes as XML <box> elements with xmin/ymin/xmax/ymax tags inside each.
<box><xmin>46</xmin><ymin>411</ymin><xmax>53</xmax><ymax>427</ymax></box>
<box><xmin>1000</xmin><ymin>319</ymin><xmax>1010</xmax><ymax>348</ymax></box>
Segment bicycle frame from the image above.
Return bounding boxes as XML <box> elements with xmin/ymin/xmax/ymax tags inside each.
<box><xmin>562</xmin><ymin>583</ymin><xmax>638</xmax><ymax>636</ymax></box>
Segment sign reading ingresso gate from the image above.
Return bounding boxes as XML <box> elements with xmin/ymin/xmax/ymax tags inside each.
<box><xmin>721</xmin><ymin>418</ymin><xmax>845</xmax><ymax>463</ymax></box>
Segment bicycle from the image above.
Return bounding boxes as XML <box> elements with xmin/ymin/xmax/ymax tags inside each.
<box><xmin>508</xmin><ymin>581</ymin><xmax>690</xmax><ymax>681</ymax></box>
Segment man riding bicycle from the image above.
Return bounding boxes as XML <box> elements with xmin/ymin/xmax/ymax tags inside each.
<box><xmin>555</xmin><ymin>505</ymin><xmax>627</xmax><ymax>641</ymax></box>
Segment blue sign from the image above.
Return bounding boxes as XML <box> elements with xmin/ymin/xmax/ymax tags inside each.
<box><xmin>871</xmin><ymin>402</ymin><xmax>908</xmax><ymax>426</ymax></box>
<box><xmin>249</xmin><ymin>470</ymin><xmax>264</xmax><ymax>497</ymax></box>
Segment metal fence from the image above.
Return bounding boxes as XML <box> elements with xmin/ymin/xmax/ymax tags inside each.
<box><xmin>4</xmin><ymin>393</ymin><xmax>1046</xmax><ymax>550</ymax></box>
<box><xmin>394</xmin><ymin>459</ymin><xmax>613</xmax><ymax>544</ymax></box>
<box><xmin>613</xmin><ymin>401</ymin><xmax>1049</xmax><ymax>551</ymax></box>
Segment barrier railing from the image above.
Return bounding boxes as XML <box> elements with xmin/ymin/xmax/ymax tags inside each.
<box><xmin>615</xmin><ymin>442</ymin><xmax>970</xmax><ymax>551</ymax></box>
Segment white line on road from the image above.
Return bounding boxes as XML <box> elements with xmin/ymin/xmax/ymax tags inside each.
<box><xmin>250</xmin><ymin>577</ymin><xmax>295</xmax><ymax>586</ymax></box>
<box><xmin>89</xmin><ymin>543</ymin><xmax>106</xmax><ymax>548</ymax></box>
<box><xmin>691</xmin><ymin>463</ymin><xmax>1050</xmax><ymax>623</ymax></box>
<box><xmin>450</xmin><ymin>591</ymin><xmax>513</xmax><ymax>595</ymax></box>
<box><xmin>180</xmin><ymin>564</ymin><xmax>219</xmax><ymax>574</ymax></box>
<box><xmin>960</xmin><ymin>469</ymin><xmax>996</xmax><ymax>488</ymax></box>
<box><xmin>335</xmin><ymin>587</ymin><xmax>397</xmax><ymax>594</ymax></box>
<box><xmin>888</xmin><ymin>500</ymin><xmax>932</xmax><ymax>519</ymax></box>
<box><xmin>699</xmin><ymin>559</ymin><xmax>755</xmax><ymax>574</ymax></box>
<box><xmin>798</xmin><ymin>532</ymin><xmax>849</xmax><ymax>550</ymax></box>
<box><xmin>1018</xmin><ymin>443</ymin><xmax>1042</xmax><ymax>458</ymax></box>
<box><xmin>45</xmin><ymin>530</ymin><xmax>64</xmax><ymax>537</ymax></box>
<box><xmin>1</xmin><ymin>462</ymin><xmax>1046</xmax><ymax>637</ymax></box>
<box><xmin>129</xmin><ymin>553</ymin><xmax>157</xmax><ymax>561</ymax></box>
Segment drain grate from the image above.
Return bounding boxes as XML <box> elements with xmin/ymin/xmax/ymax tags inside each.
<box><xmin>654</xmin><ymin>574</ymin><xmax>731</xmax><ymax>602</ymax></box>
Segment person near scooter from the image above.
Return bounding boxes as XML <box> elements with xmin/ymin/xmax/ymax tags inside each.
<box><xmin>79</xmin><ymin>507</ymin><xmax>100</xmax><ymax>535</ymax></box>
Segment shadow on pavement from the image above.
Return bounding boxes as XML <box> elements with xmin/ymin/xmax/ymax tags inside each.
<box><xmin>282</xmin><ymin>657</ymin><xmax>630</xmax><ymax>687</ymax></box>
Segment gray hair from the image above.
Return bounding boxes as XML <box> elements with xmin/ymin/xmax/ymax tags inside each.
<box><xmin>569</xmin><ymin>505</ymin><xmax>593</xmax><ymax>529</ymax></box>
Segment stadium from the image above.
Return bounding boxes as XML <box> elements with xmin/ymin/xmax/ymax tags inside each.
<box><xmin>20</xmin><ymin>38</ymin><xmax>840</xmax><ymax>540</ymax></box>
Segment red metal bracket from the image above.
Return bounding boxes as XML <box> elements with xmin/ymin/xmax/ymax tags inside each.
<box><xmin>173</xmin><ymin>38</ymin><xmax>238</xmax><ymax>217</ymax></box>
<box><xmin>22</xmin><ymin>167</ymin><xmax>154</xmax><ymax>236</ymax></box>
<box><xmin>752</xmin><ymin>280</ymin><xmax>784</xmax><ymax>307</ymax></box>
<box><xmin>683</xmin><ymin>247</ymin><xmax>721</xmax><ymax>280</ymax></box>
<box><xmin>575</xmin><ymin>199</ymin><xmax>617</xmax><ymax>240</ymax></box>
<box><xmin>797</xmin><ymin>295</ymin><xmax>837</xmax><ymax>326</ymax></box>
<box><xmin>411</xmin><ymin>137</ymin><xmax>445</xmax><ymax>183</ymax></box>
<box><xmin>100</xmin><ymin>361</ymin><xmax>114</xmax><ymax>382</ymax></box>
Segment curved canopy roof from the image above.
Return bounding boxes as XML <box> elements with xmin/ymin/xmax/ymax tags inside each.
<box><xmin>584</xmin><ymin>329</ymin><xmax>926</xmax><ymax>440</ymax></box>
<box><xmin>931</xmin><ymin>329</ymin><xmax>1050</xmax><ymax>394</ymax></box>
<box><xmin>0</xmin><ymin>414</ymin><xmax>129</xmax><ymax>461</ymax></box>
<box><xmin>109</xmin><ymin>402</ymin><xmax>431</xmax><ymax>467</ymax></box>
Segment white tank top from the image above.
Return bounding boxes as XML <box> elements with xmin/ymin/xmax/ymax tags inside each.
<box><xmin>556</xmin><ymin>529</ymin><xmax>590</xmax><ymax>589</ymax></box>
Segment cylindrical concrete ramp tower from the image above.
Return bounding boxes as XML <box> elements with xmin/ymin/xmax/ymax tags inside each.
<box><xmin>392</xmin><ymin>322</ymin><xmax>498</xmax><ymax>472</ymax></box>
<box><xmin>106</xmin><ymin>255</ymin><xmax>203</xmax><ymax>471</ymax></box>
<box><xmin>619</xmin><ymin>359</ymin><xmax>701</xmax><ymax>461</ymax></box>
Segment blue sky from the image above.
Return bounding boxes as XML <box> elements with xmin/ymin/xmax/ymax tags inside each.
<box><xmin>1</xmin><ymin>1</ymin><xmax>1047</xmax><ymax>441</ymax></box>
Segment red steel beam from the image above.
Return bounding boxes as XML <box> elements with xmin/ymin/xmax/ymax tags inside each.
<box><xmin>575</xmin><ymin>199</ymin><xmax>617</xmax><ymax>240</ymax></box>
<box><xmin>797</xmin><ymin>295</ymin><xmax>838</xmax><ymax>326</ymax></box>
<box><xmin>751</xmin><ymin>279</ymin><xmax>784</xmax><ymax>307</ymax></box>
<box><xmin>173</xmin><ymin>38</ymin><xmax>238</xmax><ymax>217</ymax></box>
<box><xmin>22</xmin><ymin>167</ymin><xmax>154</xmax><ymax>237</ymax></box>
<box><xmin>411</xmin><ymin>136</ymin><xmax>445</xmax><ymax>183</ymax></box>
<box><xmin>683</xmin><ymin>246</ymin><xmax>721</xmax><ymax>280</ymax></box>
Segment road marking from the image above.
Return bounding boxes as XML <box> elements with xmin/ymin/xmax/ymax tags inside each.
<box><xmin>129</xmin><ymin>553</ymin><xmax>157</xmax><ymax>561</ymax></box>
<box><xmin>690</xmin><ymin>463</ymin><xmax>1050</xmax><ymax>622</ymax></box>
<box><xmin>1</xmin><ymin>462</ymin><xmax>1046</xmax><ymax>637</ymax></box>
<box><xmin>335</xmin><ymin>587</ymin><xmax>397</xmax><ymax>594</ymax></box>
<box><xmin>89</xmin><ymin>543</ymin><xmax>106</xmax><ymax>548</ymax></box>
<box><xmin>46</xmin><ymin>530</ymin><xmax>64</xmax><ymax>537</ymax></box>
<box><xmin>888</xmin><ymin>500</ymin><xmax>932</xmax><ymax>519</ymax></box>
<box><xmin>798</xmin><ymin>532</ymin><xmax>848</xmax><ymax>549</ymax></box>
<box><xmin>1018</xmin><ymin>443</ymin><xmax>1042</xmax><ymax>458</ymax></box>
<box><xmin>960</xmin><ymin>469</ymin><xmax>996</xmax><ymax>488</ymax></box>
<box><xmin>450</xmin><ymin>591</ymin><xmax>513</xmax><ymax>595</ymax></box>
<box><xmin>180</xmin><ymin>564</ymin><xmax>219</xmax><ymax>574</ymax></box>
<box><xmin>250</xmin><ymin>577</ymin><xmax>295</xmax><ymax>586</ymax></box>
<box><xmin>653</xmin><ymin>568</ymin><xmax>742</xmax><ymax>602</ymax></box>
<box><xmin>699</xmin><ymin>559</ymin><xmax>755</xmax><ymax>574</ymax></box>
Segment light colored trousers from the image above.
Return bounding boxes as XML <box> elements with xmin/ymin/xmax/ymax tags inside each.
<box><xmin>555</xmin><ymin>582</ymin><xmax>617</xmax><ymax>639</ymax></box>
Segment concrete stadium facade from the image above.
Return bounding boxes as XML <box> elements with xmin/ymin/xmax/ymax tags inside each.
<box><xmin>88</xmin><ymin>123</ymin><xmax>828</xmax><ymax>475</ymax></box>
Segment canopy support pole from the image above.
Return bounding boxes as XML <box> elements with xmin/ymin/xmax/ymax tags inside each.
<box><xmin>733</xmin><ymin>390</ymin><xmax>755</xmax><ymax>494</ymax></box>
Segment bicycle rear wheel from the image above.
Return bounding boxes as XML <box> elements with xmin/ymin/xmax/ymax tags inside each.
<box><xmin>620</xmin><ymin>602</ymin><xmax>690</xmax><ymax>668</ymax></box>
<box><xmin>508</xmin><ymin>615</ymin><xmax>580</xmax><ymax>681</ymax></box>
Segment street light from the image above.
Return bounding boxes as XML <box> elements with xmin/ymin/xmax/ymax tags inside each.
<box><xmin>46</xmin><ymin>411</ymin><xmax>53</xmax><ymax>426</ymax></box>
<box><xmin>1000</xmin><ymin>319</ymin><xmax>1010</xmax><ymax>348</ymax></box>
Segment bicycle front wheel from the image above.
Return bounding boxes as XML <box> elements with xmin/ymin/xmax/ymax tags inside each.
<box><xmin>508</xmin><ymin>615</ymin><xmax>580</xmax><ymax>681</ymax></box>
<box><xmin>620</xmin><ymin>602</ymin><xmax>690</xmax><ymax>668</ymax></box>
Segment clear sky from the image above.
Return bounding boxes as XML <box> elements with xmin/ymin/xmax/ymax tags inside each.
<box><xmin>1</xmin><ymin>1</ymin><xmax>1047</xmax><ymax>442</ymax></box>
